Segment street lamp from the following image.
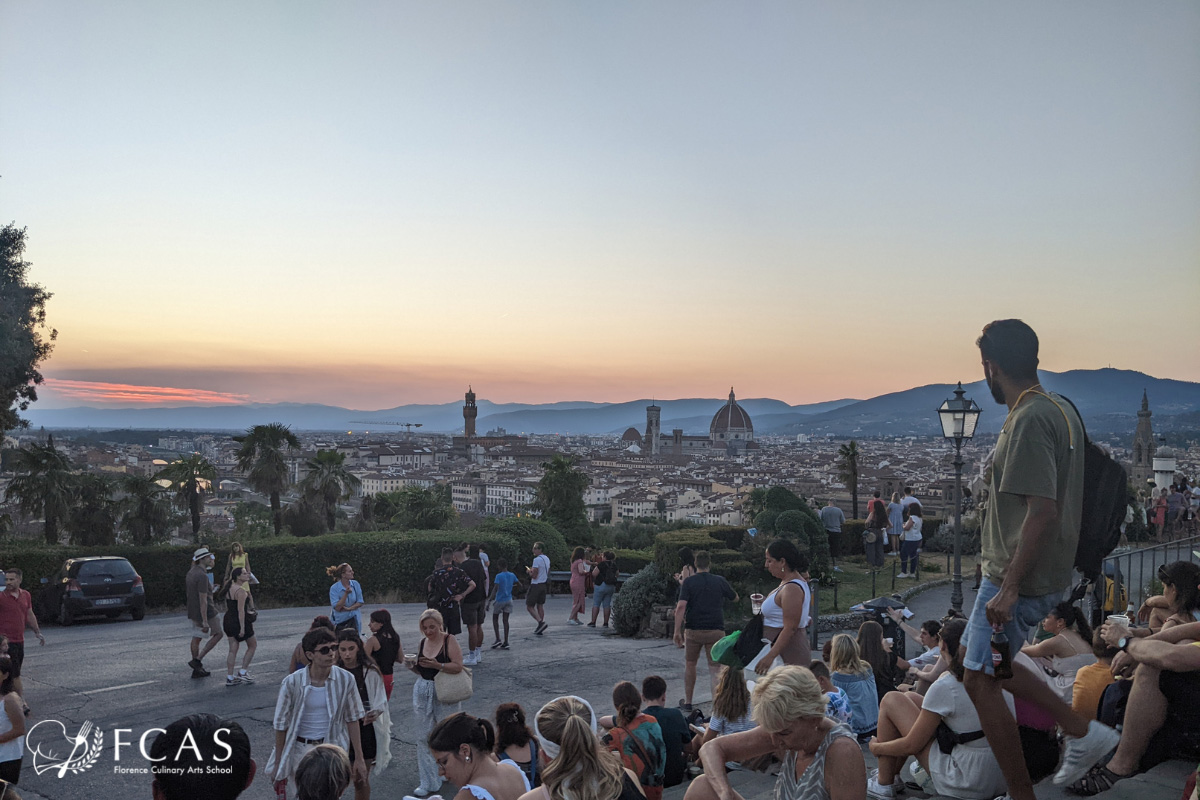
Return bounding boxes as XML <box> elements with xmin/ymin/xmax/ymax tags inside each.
<box><xmin>938</xmin><ymin>382</ymin><xmax>983</xmax><ymax>613</ymax></box>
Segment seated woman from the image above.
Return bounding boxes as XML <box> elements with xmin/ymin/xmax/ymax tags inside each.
<box><xmin>866</xmin><ymin>619</ymin><xmax>1011</xmax><ymax>800</ymax></box>
<box><xmin>697</xmin><ymin>666</ymin><xmax>755</xmax><ymax>747</ymax></box>
<box><xmin>428</xmin><ymin>713</ymin><xmax>531</xmax><ymax>800</ymax></box>
<box><xmin>885</xmin><ymin>612</ymin><xmax>944</xmax><ymax>695</ymax></box>
<box><xmin>828</xmin><ymin>634</ymin><xmax>878</xmax><ymax>740</ymax></box>
<box><xmin>601</xmin><ymin>682</ymin><xmax>666</xmax><ymax>800</ymax></box>
<box><xmin>1135</xmin><ymin>562</ymin><xmax>1200</xmax><ymax>635</ymax></box>
<box><xmin>857</xmin><ymin>621</ymin><xmax>909</xmax><ymax>702</ymax></box>
<box><xmin>495</xmin><ymin>703</ymin><xmax>545</xmax><ymax>789</ymax></box>
<box><xmin>1020</xmin><ymin>601</ymin><xmax>1095</xmax><ymax>703</ymax></box>
<box><xmin>683</xmin><ymin>666</ymin><xmax>865</xmax><ymax>800</ymax></box>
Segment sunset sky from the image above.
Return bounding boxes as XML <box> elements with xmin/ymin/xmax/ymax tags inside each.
<box><xmin>3</xmin><ymin>2</ymin><xmax>1198</xmax><ymax>410</ymax></box>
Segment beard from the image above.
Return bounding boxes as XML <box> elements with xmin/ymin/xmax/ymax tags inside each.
<box><xmin>985</xmin><ymin>373</ymin><xmax>1006</xmax><ymax>405</ymax></box>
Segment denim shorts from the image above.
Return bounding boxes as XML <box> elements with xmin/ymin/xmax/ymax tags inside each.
<box><xmin>593</xmin><ymin>582</ymin><xmax>616</xmax><ymax>609</ymax></box>
<box><xmin>962</xmin><ymin>579</ymin><xmax>1063</xmax><ymax>676</ymax></box>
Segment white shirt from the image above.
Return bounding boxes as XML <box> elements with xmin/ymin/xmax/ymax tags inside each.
<box><xmin>530</xmin><ymin>554</ymin><xmax>551</xmax><ymax>585</ymax></box>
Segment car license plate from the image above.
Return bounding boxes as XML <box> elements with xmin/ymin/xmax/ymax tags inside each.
<box><xmin>94</xmin><ymin>598</ymin><xmax>122</xmax><ymax>606</ymax></box>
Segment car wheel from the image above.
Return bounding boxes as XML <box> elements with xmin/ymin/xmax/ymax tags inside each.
<box><xmin>131</xmin><ymin>606</ymin><xmax>145</xmax><ymax>621</ymax></box>
<box><xmin>58</xmin><ymin>600</ymin><xmax>74</xmax><ymax>626</ymax></box>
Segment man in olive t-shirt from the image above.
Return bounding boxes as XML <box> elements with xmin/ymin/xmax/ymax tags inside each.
<box><xmin>955</xmin><ymin>320</ymin><xmax>1118</xmax><ymax>800</ymax></box>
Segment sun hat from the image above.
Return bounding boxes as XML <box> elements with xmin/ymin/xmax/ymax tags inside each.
<box><xmin>192</xmin><ymin>547</ymin><xmax>213</xmax><ymax>562</ymax></box>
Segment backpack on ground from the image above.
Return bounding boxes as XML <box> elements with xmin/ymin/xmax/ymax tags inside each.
<box><xmin>1056</xmin><ymin>395</ymin><xmax>1129</xmax><ymax>581</ymax></box>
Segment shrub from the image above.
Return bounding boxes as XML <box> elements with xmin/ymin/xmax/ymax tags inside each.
<box><xmin>921</xmin><ymin>519</ymin><xmax>970</xmax><ymax>554</ymax></box>
<box><xmin>706</xmin><ymin>526</ymin><xmax>747</xmax><ymax>550</ymax></box>
<box><xmin>612</xmin><ymin>548</ymin><xmax>653</xmax><ymax>575</ymax></box>
<box><xmin>477</xmin><ymin>518</ymin><xmax>570</xmax><ymax>569</ymax></box>
<box><xmin>611</xmin><ymin>563</ymin><xmax>673</xmax><ymax>637</ymax></box>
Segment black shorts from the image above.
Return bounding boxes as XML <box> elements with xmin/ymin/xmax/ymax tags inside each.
<box><xmin>1141</xmin><ymin>669</ymin><xmax>1200</xmax><ymax>770</ymax></box>
<box><xmin>460</xmin><ymin>602</ymin><xmax>485</xmax><ymax>627</ymax></box>
<box><xmin>526</xmin><ymin>584</ymin><xmax>547</xmax><ymax>608</ymax></box>
<box><xmin>351</xmin><ymin>720</ymin><xmax>377</xmax><ymax>763</ymax></box>
<box><xmin>439</xmin><ymin>607</ymin><xmax>462</xmax><ymax>635</ymax></box>
<box><xmin>7</xmin><ymin>643</ymin><xmax>23</xmax><ymax>679</ymax></box>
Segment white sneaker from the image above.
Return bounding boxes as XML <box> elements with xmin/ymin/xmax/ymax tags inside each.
<box><xmin>866</xmin><ymin>777</ymin><xmax>895</xmax><ymax>800</ymax></box>
<box><xmin>462</xmin><ymin>651</ymin><xmax>477</xmax><ymax>666</ymax></box>
<box><xmin>1053</xmin><ymin>720</ymin><xmax>1120</xmax><ymax>786</ymax></box>
<box><xmin>473</xmin><ymin>649</ymin><xmax>482</xmax><ymax>663</ymax></box>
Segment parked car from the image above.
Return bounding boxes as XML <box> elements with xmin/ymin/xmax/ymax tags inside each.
<box><xmin>37</xmin><ymin>556</ymin><xmax>146</xmax><ymax>625</ymax></box>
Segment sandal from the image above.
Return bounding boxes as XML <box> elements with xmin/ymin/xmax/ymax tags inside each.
<box><xmin>1067</xmin><ymin>763</ymin><xmax>1132</xmax><ymax>796</ymax></box>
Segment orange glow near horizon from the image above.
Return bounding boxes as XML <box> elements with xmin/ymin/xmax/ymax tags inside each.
<box><xmin>42</xmin><ymin>379</ymin><xmax>250</xmax><ymax>406</ymax></box>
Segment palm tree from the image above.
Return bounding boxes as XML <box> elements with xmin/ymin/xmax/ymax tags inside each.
<box><xmin>235</xmin><ymin>422</ymin><xmax>301</xmax><ymax>536</ymax></box>
<box><xmin>157</xmin><ymin>453</ymin><xmax>217</xmax><ymax>541</ymax></box>
<box><xmin>299</xmin><ymin>449</ymin><xmax>361</xmax><ymax>533</ymax></box>
<box><xmin>66</xmin><ymin>473</ymin><xmax>119</xmax><ymax>546</ymax></box>
<box><xmin>120</xmin><ymin>474</ymin><xmax>177</xmax><ymax>545</ymax></box>
<box><xmin>5</xmin><ymin>436</ymin><xmax>74</xmax><ymax>544</ymax></box>
<box><xmin>391</xmin><ymin>484</ymin><xmax>457</xmax><ymax>530</ymax></box>
<box><xmin>836</xmin><ymin>440</ymin><xmax>861</xmax><ymax>519</ymax></box>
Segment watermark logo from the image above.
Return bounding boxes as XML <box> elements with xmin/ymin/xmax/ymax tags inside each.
<box><xmin>27</xmin><ymin>719</ymin><xmax>104</xmax><ymax>777</ymax></box>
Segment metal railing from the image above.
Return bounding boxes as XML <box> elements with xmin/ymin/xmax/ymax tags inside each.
<box><xmin>1093</xmin><ymin>535</ymin><xmax>1200</xmax><ymax>621</ymax></box>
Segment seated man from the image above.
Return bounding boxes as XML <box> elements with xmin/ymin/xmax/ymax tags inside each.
<box><xmin>1069</xmin><ymin>619</ymin><xmax>1200</xmax><ymax>795</ymax></box>
<box><xmin>640</xmin><ymin>675</ymin><xmax>693</xmax><ymax>788</ymax></box>
<box><xmin>151</xmin><ymin>713</ymin><xmax>255</xmax><ymax>800</ymax></box>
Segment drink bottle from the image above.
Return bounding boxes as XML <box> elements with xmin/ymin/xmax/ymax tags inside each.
<box><xmin>991</xmin><ymin>628</ymin><xmax>1013</xmax><ymax>679</ymax></box>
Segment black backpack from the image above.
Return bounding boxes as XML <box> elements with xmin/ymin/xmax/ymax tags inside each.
<box><xmin>1058</xmin><ymin>396</ymin><xmax>1128</xmax><ymax>581</ymax></box>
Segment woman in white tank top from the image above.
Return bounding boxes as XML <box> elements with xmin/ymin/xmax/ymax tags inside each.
<box><xmin>754</xmin><ymin>540</ymin><xmax>812</xmax><ymax>674</ymax></box>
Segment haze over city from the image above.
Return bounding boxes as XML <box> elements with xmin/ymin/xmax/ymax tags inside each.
<box><xmin>3</xmin><ymin>2</ymin><xmax>1198</xmax><ymax>410</ymax></box>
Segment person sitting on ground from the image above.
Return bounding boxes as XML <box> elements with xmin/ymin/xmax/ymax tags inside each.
<box><xmin>867</xmin><ymin>619</ymin><xmax>1009</xmax><ymax>800</ymax></box>
<box><xmin>295</xmin><ymin>744</ymin><xmax>351</xmax><ymax>800</ymax></box>
<box><xmin>695</xmin><ymin>665</ymin><xmax>756</xmax><ymax>750</ymax></box>
<box><xmin>883</xmin><ymin>613</ymin><xmax>944</xmax><ymax>695</ymax></box>
<box><xmin>639</xmin><ymin>676</ymin><xmax>691</xmax><ymax>789</ymax></box>
<box><xmin>1019</xmin><ymin>601</ymin><xmax>1095</xmax><ymax>703</ymax></box>
<box><xmin>495</xmin><ymin>703</ymin><xmax>545</xmax><ymax>789</ymax></box>
<box><xmin>292</xmin><ymin>616</ymin><xmax>336</xmax><ymax>672</ymax></box>
<box><xmin>857</xmin><ymin>621</ymin><xmax>910</xmax><ymax>702</ymax></box>
<box><xmin>683</xmin><ymin>665</ymin><xmax>866</xmax><ymax>800</ymax></box>
<box><xmin>1070</xmin><ymin>630</ymin><xmax>1118</xmax><ymax>721</ymax></box>
<box><xmin>829</xmin><ymin>634</ymin><xmax>878</xmax><ymax>740</ymax></box>
<box><xmin>517</xmin><ymin>695</ymin><xmax>645</xmax><ymax>800</ymax></box>
<box><xmin>1134</xmin><ymin>561</ymin><xmax>1200</xmax><ymax>635</ymax></box>
<box><xmin>808</xmin><ymin>662</ymin><xmax>852</xmax><ymax>727</ymax></box>
<box><xmin>1067</xmin><ymin>617</ymin><xmax>1200</xmax><ymax>795</ymax></box>
<box><xmin>428</xmin><ymin>712</ymin><xmax>531</xmax><ymax>800</ymax></box>
<box><xmin>150</xmin><ymin>713</ymin><xmax>255</xmax><ymax>800</ymax></box>
<box><xmin>601</xmin><ymin>682</ymin><xmax>666</xmax><ymax>800</ymax></box>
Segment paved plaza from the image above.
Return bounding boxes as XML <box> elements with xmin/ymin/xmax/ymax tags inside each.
<box><xmin>12</xmin><ymin>583</ymin><xmax>1192</xmax><ymax>800</ymax></box>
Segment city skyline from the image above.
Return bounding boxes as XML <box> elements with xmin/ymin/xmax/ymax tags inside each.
<box><xmin>4</xmin><ymin>2</ymin><xmax>1199</xmax><ymax>410</ymax></box>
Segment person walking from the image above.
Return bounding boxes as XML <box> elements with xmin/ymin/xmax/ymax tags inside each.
<box><xmin>408</xmin><ymin>609</ymin><xmax>466</xmax><ymax>797</ymax></box>
<box><xmin>222</xmin><ymin>567</ymin><xmax>257</xmax><ymax>687</ymax></box>
<box><xmin>487</xmin><ymin>558</ymin><xmax>518</xmax><ymax>649</ymax></box>
<box><xmin>222</xmin><ymin>541</ymin><xmax>257</xmax><ymax>586</ymax></box>
<box><xmin>364</xmin><ymin>609</ymin><xmax>403</xmax><ymax>700</ymax></box>
<box><xmin>525</xmin><ymin>542</ymin><xmax>551</xmax><ymax>635</ymax></box>
<box><xmin>672</xmin><ymin>551</ymin><xmax>737</xmax><ymax>711</ymax></box>
<box><xmin>0</xmin><ymin>569</ymin><xmax>43</xmax><ymax>708</ymax></box>
<box><xmin>456</xmin><ymin>544</ymin><xmax>488</xmax><ymax>665</ymax></box>
<box><xmin>818</xmin><ymin>499</ymin><xmax>846</xmax><ymax>571</ymax></box>
<box><xmin>428</xmin><ymin>548</ymin><xmax>474</xmax><ymax>641</ymax></box>
<box><xmin>266</xmin><ymin>627</ymin><xmax>368</xmax><ymax>800</ymax></box>
<box><xmin>589</xmin><ymin>551</ymin><xmax>618</xmax><ymax>628</ymax></box>
<box><xmin>328</xmin><ymin>563</ymin><xmax>365</xmax><ymax>634</ymax></box>
<box><xmin>335</xmin><ymin>630</ymin><xmax>391</xmax><ymax>797</ymax></box>
<box><xmin>755</xmin><ymin>540</ymin><xmax>811</xmax><ymax>673</ymax></box>
<box><xmin>960</xmin><ymin>319</ymin><xmax>1118</xmax><ymax>800</ymax></box>
<box><xmin>898</xmin><ymin>502</ymin><xmax>923</xmax><ymax>578</ymax></box>
<box><xmin>186</xmin><ymin>548</ymin><xmax>223</xmax><ymax>679</ymax></box>
<box><xmin>568</xmin><ymin>547</ymin><xmax>589</xmax><ymax>625</ymax></box>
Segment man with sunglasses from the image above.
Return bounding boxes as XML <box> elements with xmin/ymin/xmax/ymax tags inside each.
<box><xmin>266</xmin><ymin>628</ymin><xmax>367</xmax><ymax>798</ymax></box>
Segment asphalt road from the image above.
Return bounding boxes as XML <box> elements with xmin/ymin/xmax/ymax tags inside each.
<box><xmin>15</xmin><ymin>594</ymin><xmax>703</xmax><ymax>800</ymax></box>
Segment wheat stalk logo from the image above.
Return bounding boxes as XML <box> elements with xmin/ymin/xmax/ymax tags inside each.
<box><xmin>27</xmin><ymin>719</ymin><xmax>104</xmax><ymax>777</ymax></box>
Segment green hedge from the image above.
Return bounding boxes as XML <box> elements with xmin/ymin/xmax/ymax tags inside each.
<box><xmin>2</xmin><ymin>529</ymin><xmax>524</xmax><ymax>612</ymax></box>
<box><xmin>836</xmin><ymin>518</ymin><xmax>945</xmax><ymax>557</ymax></box>
<box><xmin>652</xmin><ymin>530</ymin><xmax>751</xmax><ymax>582</ymax></box>
<box><xmin>612</xmin><ymin>548</ymin><xmax>653</xmax><ymax>575</ymax></box>
<box><xmin>477</xmin><ymin>518</ymin><xmax>570</xmax><ymax>569</ymax></box>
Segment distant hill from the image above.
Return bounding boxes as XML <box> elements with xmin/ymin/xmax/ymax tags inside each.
<box><xmin>20</xmin><ymin>369</ymin><xmax>1198</xmax><ymax>437</ymax></box>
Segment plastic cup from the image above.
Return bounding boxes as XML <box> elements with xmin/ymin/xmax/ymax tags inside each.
<box><xmin>750</xmin><ymin>593</ymin><xmax>764</xmax><ymax>615</ymax></box>
<box><xmin>1106</xmin><ymin>615</ymin><xmax>1130</xmax><ymax>628</ymax></box>
<box><xmin>404</xmin><ymin>653</ymin><xmax>418</xmax><ymax>666</ymax></box>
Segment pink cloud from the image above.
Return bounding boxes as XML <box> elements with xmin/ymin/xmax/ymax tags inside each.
<box><xmin>42</xmin><ymin>379</ymin><xmax>250</xmax><ymax>406</ymax></box>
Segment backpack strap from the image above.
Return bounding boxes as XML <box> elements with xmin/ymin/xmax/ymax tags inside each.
<box><xmin>528</xmin><ymin>737</ymin><xmax>538</xmax><ymax>786</ymax></box>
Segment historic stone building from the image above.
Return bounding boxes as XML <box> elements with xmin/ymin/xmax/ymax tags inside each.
<box><xmin>1130</xmin><ymin>390</ymin><xmax>1156</xmax><ymax>487</ymax></box>
<box><xmin>637</xmin><ymin>388</ymin><xmax>759</xmax><ymax>459</ymax></box>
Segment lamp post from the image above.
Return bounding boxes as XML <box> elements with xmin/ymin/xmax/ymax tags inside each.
<box><xmin>938</xmin><ymin>382</ymin><xmax>983</xmax><ymax>614</ymax></box>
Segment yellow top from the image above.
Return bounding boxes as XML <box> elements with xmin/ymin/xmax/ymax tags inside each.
<box><xmin>231</xmin><ymin>553</ymin><xmax>249</xmax><ymax>569</ymax></box>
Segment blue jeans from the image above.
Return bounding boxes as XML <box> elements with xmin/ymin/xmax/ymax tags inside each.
<box><xmin>592</xmin><ymin>582</ymin><xmax>616</xmax><ymax>609</ymax></box>
<box><xmin>962</xmin><ymin>579</ymin><xmax>1063</xmax><ymax>675</ymax></box>
<box><xmin>899</xmin><ymin>540</ymin><xmax>920</xmax><ymax>573</ymax></box>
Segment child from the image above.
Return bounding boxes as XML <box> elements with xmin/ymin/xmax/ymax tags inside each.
<box><xmin>809</xmin><ymin>661</ymin><xmax>852</xmax><ymax>727</ymax></box>
<box><xmin>829</xmin><ymin>633</ymin><xmax>879</xmax><ymax>739</ymax></box>
<box><xmin>487</xmin><ymin>558</ymin><xmax>518</xmax><ymax>649</ymax></box>
<box><xmin>1071</xmin><ymin>629</ymin><xmax>1119</xmax><ymax>721</ymax></box>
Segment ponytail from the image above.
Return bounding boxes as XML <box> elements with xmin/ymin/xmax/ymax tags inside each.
<box><xmin>612</xmin><ymin>681</ymin><xmax>641</xmax><ymax>728</ymax></box>
<box><xmin>1051</xmin><ymin>601</ymin><xmax>1092</xmax><ymax>643</ymax></box>
<box><xmin>538</xmin><ymin>697</ymin><xmax>624</xmax><ymax>800</ymax></box>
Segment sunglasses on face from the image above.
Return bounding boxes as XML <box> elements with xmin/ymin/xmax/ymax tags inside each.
<box><xmin>1158</xmin><ymin>565</ymin><xmax>1172</xmax><ymax>585</ymax></box>
<box><xmin>311</xmin><ymin>645</ymin><xmax>336</xmax><ymax>656</ymax></box>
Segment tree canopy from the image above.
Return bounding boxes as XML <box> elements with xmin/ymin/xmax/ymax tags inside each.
<box><xmin>235</xmin><ymin>422</ymin><xmax>301</xmax><ymax>536</ymax></box>
<box><xmin>533</xmin><ymin>455</ymin><xmax>590</xmax><ymax>541</ymax></box>
<box><xmin>0</xmin><ymin>224</ymin><xmax>56</xmax><ymax>434</ymax></box>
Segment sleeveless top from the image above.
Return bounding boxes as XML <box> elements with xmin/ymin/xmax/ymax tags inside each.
<box><xmin>374</xmin><ymin>633</ymin><xmax>400</xmax><ymax>676</ymax></box>
<box><xmin>464</xmin><ymin>761</ymin><xmax>531</xmax><ymax>800</ymax></box>
<box><xmin>761</xmin><ymin>579</ymin><xmax>810</xmax><ymax>629</ymax></box>
<box><xmin>0</xmin><ymin>696</ymin><xmax>22</xmax><ymax>762</ymax></box>
<box><xmin>500</xmin><ymin>737</ymin><xmax>541</xmax><ymax>788</ymax></box>
<box><xmin>231</xmin><ymin>553</ymin><xmax>248</xmax><ymax>569</ymax></box>
<box><xmin>417</xmin><ymin>636</ymin><xmax>450</xmax><ymax>681</ymax></box>
<box><xmin>774</xmin><ymin>723</ymin><xmax>855</xmax><ymax>800</ymax></box>
<box><xmin>347</xmin><ymin>663</ymin><xmax>372</xmax><ymax>712</ymax></box>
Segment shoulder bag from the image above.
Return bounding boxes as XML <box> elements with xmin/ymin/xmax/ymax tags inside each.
<box><xmin>433</xmin><ymin>636</ymin><xmax>472</xmax><ymax>703</ymax></box>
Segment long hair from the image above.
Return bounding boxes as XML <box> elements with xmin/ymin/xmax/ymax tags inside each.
<box><xmin>1048</xmin><ymin>601</ymin><xmax>1093</xmax><ymax>644</ymax></box>
<box><xmin>572</xmin><ymin>547</ymin><xmax>586</xmax><ymax>562</ymax></box>
<box><xmin>940</xmin><ymin>619</ymin><xmax>968</xmax><ymax>681</ymax></box>
<box><xmin>494</xmin><ymin>703</ymin><xmax>533</xmax><ymax>753</ymax></box>
<box><xmin>369</xmin><ymin>608</ymin><xmax>400</xmax><ymax>644</ymax></box>
<box><xmin>766</xmin><ymin>539</ymin><xmax>808</xmax><ymax>573</ymax></box>
<box><xmin>538</xmin><ymin>697</ymin><xmax>624</xmax><ymax>800</ymax></box>
<box><xmin>335</xmin><ymin>629</ymin><xmax>379</xmax><ymax>673</ymax></box>
<box><xmin>856</xmin><ymin>620</ymin><xmax>888</xmax><ymax>677</ymax></box>
<box><xmin>0</xmin><ymin>657</ymin><xmax>13</xmax><ymax>696</ymax></box>
<box><xmin>828</xmin><ymin>633</ymin><xmax>870</xmax><ymax>675</ymax></box>
<box><xmin>677</xmin><ymin>547</ymin><xmax>695</xmax><ymax>569</ymax></box>
<box><xmin>612</xmin><ymin>681</ymin><xmax>641</xmax><ymax>728</ymax></box>
<box><xmin>712</xmin><ymin>666</ymin><xmax>750</xmax><ymax>723</ymax></box>
<box><xmin>325</xmin><ymin>563</ymin><xmax>351</xmax><ymax>579</ymax></box>
<box><xmin>1162</xmin><ymin>561</ymin><xmax>1200</xmax><ymax>616</ymax></box>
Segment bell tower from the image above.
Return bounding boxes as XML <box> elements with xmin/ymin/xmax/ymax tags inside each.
<box><xmin>463</xmin><ymin>386</ymin><xmax>478</xmax><ymax>438</ymax></box>
<box><xmin>1130</xmin><ymin>390</ymin><xmax>1155</xmax><ymax>486</ymax></box>
<box><xmin>645</xmin><ymin>403</ymin><xmax>661</xmax><ymax>456</ymax></box>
